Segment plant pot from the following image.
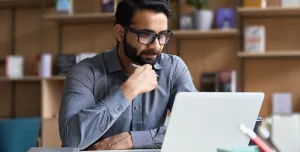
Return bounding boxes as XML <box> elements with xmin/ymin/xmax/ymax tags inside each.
<box><xmin>192</xmin><ymin>9</ymin><xmax>214</xmax><ymax>30</ymax></box>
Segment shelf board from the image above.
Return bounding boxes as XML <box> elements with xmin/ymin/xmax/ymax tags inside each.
<box><xmin>237</xmin><ymin>7</ymin><xmax>300</xmax><ymax>17</ymax></box>
<box><xmin>172</xmin><ymin>29</ymin><xmax>238</xmax><ymax>39</ymax></box>
<box><xmin>43</xmin><ymin>13</ymin><xmax>115</xmax><ymax>24</ymax></box>
<box><xmin>0</xmin><ymin>76</ymin><xmax>41</xmax><ymax>82</ymax></box>
<box><xmin>44</xmin><ymin>76</ymin><xmax>66</xmax><ymax>81</ymax></box>
<box><xmin>238</xmin><ymin>51</ymin><xmax>300</xmax><ymax>58</ymax></box>
<box><xmin>0</xmin><ymin>0</ymin><xmax>54</xmax><ymax>8</ymax></box>
<box><xmin>0</xmin><ymin>76</ymin><xmax>67</xmax><ymax>81</ymax></box>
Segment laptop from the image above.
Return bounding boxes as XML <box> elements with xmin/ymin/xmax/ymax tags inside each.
<box><xmin>160</xmin><ymin>92</ymin><xmax>264</xmax><ymax>152</ymax></box>
<box><xmin>29</xmin><ymin>92</ymin><xmax>264</xmax><ymax>152</ymax></box>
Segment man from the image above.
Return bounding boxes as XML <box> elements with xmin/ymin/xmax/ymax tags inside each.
<box><xmin>59</xmin><ymin>0</ymin><xmax>197</xmax><ymax>150</ymax></box>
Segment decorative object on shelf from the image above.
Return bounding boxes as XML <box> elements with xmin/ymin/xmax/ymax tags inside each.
<box><xmin>243</xmin><ymin>0</ymin><xmax>266</xmax><ymax>8</ymax></box>
<box><xmin>281</xmin><ymin>0</ymin><xmax>300</xmax><ymax>7</ymax></box>
<box><xmin>55</xmin><ymin>0</ymin><xmax>73</xmax><ymax>14</ymax></box>
<box><xmin>56</xmin><ymin>54</ymin><xmax>76</xmax><ymax>76</ymax></box>
<box><xmin>76</xmin><ymin>52</ymin><xmax>97</xmax><ymax>63</ymax></box>
<box><xmin>200</xmin><ymin>69</ymin><xmax>236</xmax><ymax>92</ymax></box>
<box><xmin>5</xmin><ymin>55</ymin><xmax>24</xmax><ymax>79</ymax></box>
<box><xmin>244</xmin><ymin>25</ymin><xmax>266</xmax><ymax>53</ymax></box>
<box><xmin>216</xmin><ymin>69</ymin><xmax>236</xmax><ymax>92</ymax></box>
<box><xmin>37</xmin><ymin>53</ymin><xmax>52</xmax><ymax>78</ymax></box>
<box><xmin>186</xmin><ymin>0</ymin><xmax>214</xmax><ymax>30</ymax></box>
<box><xmin>102</xmin><ymin>0</ymin><xmax>122</xmax><ymax>13</ymax></box>
<box><xmin>272</xmin><ymin>92</ymin><xmax>292</xmax><ymax>114</ymax></box>
<box><xmin>216</xmin><ymin>8</ymin><xmax>235</xmax><ymax>30</ymax></box>
<box><xmin>102</xmin><ymin>0</ymin><xmax>114</xmax><ymax>12</ymax></box>
<box><xmin>179</xmin><ymin>14</ymin><xmax>193</xmax><ymax>30</ymax></box>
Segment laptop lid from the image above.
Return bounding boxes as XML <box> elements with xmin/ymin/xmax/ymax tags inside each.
<box><xmin>161</xmin><ymin>92</ymin><xmax>264</xmax><ymax>152</ymax></box>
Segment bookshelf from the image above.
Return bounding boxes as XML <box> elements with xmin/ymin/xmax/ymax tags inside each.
<box><xmin>238</xmin><ymin>6</ymin><xmax>300</xmax><ymax>117</ymax></box>
<box><xmin>0</xmin><ymin>76</ymin><xmax>41</xmax><ymax>81</ymax></box>
<box><xmin>237</xmin><ymin>7</ymin><xmax>300</xmax><ymax>17</ymax></box>
<box><xmin>173</xmin><ymin>29</ymin><xmax>238</xmax><ymax>39</ymax></box>
<box><xmin>0</xmin><ymin>0</ymin><xmax>239</xmax><ymax>148</ymax></box>
<box><xmin>44</xmin><ymin>13</ymin><xmax>115</xmax><ymax>24</ymax></box>
<box><xmin>238</xmin><ymin>51</ymin><xmax>300</xmax><ymax>58</ymax></box>
<box><xmin>0</xmin><ymin>0</ymin><xmax>54</xmax><ymax>8</ymax></box>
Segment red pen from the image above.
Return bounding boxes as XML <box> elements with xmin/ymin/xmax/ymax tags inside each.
<box><xmin>239</xmin><ymin>124</ymin><xmax>274</xmax><ymax>152</ymax></box>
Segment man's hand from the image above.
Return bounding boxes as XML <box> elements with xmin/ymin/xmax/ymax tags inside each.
<box><xmin>121</xmin><ymin>64</ymin><xmax>158</xmax><ymax>101</ymax></box>
<box><xmin>88</xmin><ymin>132</ymin><xmax>133</xmax><ymax>150</ymax></box>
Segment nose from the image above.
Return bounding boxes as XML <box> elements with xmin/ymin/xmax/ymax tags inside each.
<box><xmin>147</xmin><ymin>37</ymin><xmax>161</xmax><ymax>51</ymax></box>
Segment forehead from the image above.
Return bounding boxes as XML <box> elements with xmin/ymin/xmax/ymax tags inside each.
<box><xmin>130</xmin><ymin>10</ymin><xmax>168</xmax><ymax>32</ymax></box>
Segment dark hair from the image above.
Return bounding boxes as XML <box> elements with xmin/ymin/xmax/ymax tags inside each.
<box><xmin>115</xmin><ymin>0</ymin><xmax>172</xmax><ymax>27</ymax></box>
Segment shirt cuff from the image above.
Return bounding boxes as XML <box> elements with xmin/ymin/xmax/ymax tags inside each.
<box><xmin>130</xmin><ymin>130</ymin><xmax>153</xmax><ymax>149</ymax></box>
<box><xmin>103</xmin><ymin>87</ymin><xmax>131</xmax><ymax>119</ymax></box>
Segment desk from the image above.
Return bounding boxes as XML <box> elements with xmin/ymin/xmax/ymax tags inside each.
<box><xmin>28</xmin><ymin>148</ymin><xmax>161</xmax><ymax>152</ymax></box>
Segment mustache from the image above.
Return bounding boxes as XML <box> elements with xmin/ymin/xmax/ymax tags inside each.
<box><xmin>140</xmin><ymin>50</ymin><xmax>160</xmax><ymax>55</ymax></box>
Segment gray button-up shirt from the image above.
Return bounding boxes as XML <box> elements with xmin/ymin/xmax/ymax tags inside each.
<box><xmin>59</xmin><ymin>46</ymin><xmax>197</xmax><ymax>150</ymax></box>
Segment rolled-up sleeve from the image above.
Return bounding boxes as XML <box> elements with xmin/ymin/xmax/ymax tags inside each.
<box><xmin>130</xmin><ymin>126</ymin><xmax>167</xmax><ymax>149</ymax></box>
<box><xmin>58</xmin><ymin>62</ymin><xmax>131</xmax><ymax>150</ymax></box>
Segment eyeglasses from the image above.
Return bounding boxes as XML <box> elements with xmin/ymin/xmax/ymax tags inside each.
<box><xmin>123</xmin><ymin>26</ymin><xmax>173</xmax><ymax>45</ymax></box>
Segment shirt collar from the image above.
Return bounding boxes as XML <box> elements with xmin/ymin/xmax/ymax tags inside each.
<box><xmin>104</xmin><ymin>46</ymin><xmax>163</xmax><ymax>73</ymax></box>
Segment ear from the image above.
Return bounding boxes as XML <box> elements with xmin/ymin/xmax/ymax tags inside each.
<box><xmin>114</xmin><ymin>24</ymin><xmax>125</xmax><ymax>42</ymax></box>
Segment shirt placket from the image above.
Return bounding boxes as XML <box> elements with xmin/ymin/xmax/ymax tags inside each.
<box><xmin>131</xmin><ymin>94</ymin><xmax>143</xmax><ymax>131</ymax></box>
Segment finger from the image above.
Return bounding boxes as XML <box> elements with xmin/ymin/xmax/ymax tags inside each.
<box><xmin>143</xmin><ymin>64</ymin><xmax>153</xmax><ymax>70</ymax></box>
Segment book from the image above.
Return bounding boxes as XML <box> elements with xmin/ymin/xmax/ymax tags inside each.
<box><xmin>200</xmin><ymin>73</ymin><xmax>217</xmax><ymax>92</ymax></box>
<box><xmin>281</xmin><ymin>0</ymin><xmax>300</xmax><ymax>7</ymax></box>
<box><xmin>37</xmin><ymin>53</ymin><xmax>52</xmax><ymax>78</ymax></box>
<box><xmin>5</xmin><ymin>55</ymin><xmax>24</xmax><ymax>79</ymax></box>
<box><xmin>244</xmin><ymin>25</ymin><xmax>266</xmax><ymax>53</ymax></box>
<box><xmin>272</xmin><ymin>92</ymin><xmax>293</xmax><ymax>114</ymax></box>
<box><xmin>56</xmin><ymin>0</ymin><xmax>73</xmax><ymax>14</ymax></box>
<box><xmin>243</xmin><ymin>0</ymin><xmax>266</xmax><ymax>8</ymax></box>
<box><xmin>216</xmin><ymin>70</ymin><xmax>236</xmax><ymax>92</ymax></box>
<box><xmin>216</xmin><ymin>8</ymin><xmax>235</xmax><ymax>30</ymax></box>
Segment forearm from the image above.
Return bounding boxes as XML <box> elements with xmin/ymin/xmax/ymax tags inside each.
<box><xmin>130</xmin><ymin>126</ymin><xmax>167</xmax><ymax>149</ymax></box>
<box><xmin>59</xmin><ymin>88</ymin><xmax>131</xmax><ymax>150</ymax></box>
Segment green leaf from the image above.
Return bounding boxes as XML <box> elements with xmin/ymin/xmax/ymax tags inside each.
<box><xmin>186</xmin><ymin>0</ymin><xmax>209</xmax><ymax>9</ymax></box>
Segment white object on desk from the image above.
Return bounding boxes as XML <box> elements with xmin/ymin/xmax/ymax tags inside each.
<box><xmin>271</xmin><ymin>114</ymin><xmax>300</xmax><ymax>152</ymax></box>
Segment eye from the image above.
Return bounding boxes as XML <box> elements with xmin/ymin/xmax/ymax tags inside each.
<box><xmin>139</xmin><ymin>32</ymin><xmax>151</xmax><ymax>38</ymax></box>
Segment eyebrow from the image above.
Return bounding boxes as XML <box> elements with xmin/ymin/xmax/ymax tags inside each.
<box><xmin>137</xmin><ymin>28</ymin><xmax>169</xmax><ymax>34</ymax></box>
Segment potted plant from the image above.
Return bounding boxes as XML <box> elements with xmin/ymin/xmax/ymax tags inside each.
<box><xmin>186</xmin><ymin>0</ymin><xmax>214</xmax><ymax>30</ymax></box>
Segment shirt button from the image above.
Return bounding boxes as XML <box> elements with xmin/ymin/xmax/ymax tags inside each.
<box><xmin>134</xmin><ymin>106</ymin><xmax>139</xmax><ymax>110</ymax></box>
<box><xmin>118</xmin><ymin>106</ymin><xmax>123</xmax><ymax>111</ymax></box>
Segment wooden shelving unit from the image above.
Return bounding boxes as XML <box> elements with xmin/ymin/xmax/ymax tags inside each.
<box><xmin>44</xmin><ymin>76</ymin><xmax>66</xmax><ymax>81</ymax></box>
<box><xmin>238</xmin><ymin>6</ymin><xmax>300</xmax><ymax>117</ymax></box>
<box><xmin>44</xmin><ymin>13</ymin><xmax>115</xmax><ymax>24</ymax></box>
<box><xmin>238</xmin><ymin>51</ymin><xmax>300</xmax><ymax>58</ymax></box>
<box><xmin>173</xmin><ymin>29</ymin><xmax>238</xmax><ymax>39</ymax></box>
<box><xmin>237</xmin><ymin>7</ymin><xmax>300</xmax><ymax>17</ymax></box>
<box><xmin>0</xmin><ymin>0</ymin><xmax>54</xmax><ymax>8</ymax></box>
<box><xmin>0</xmin><ymin>76</ymin><xmax>41</xmax><ymax>82</ymax></box>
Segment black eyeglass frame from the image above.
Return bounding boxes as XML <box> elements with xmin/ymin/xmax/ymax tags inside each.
<box><xmin>123</xmin><ymin>25</ymin><xmax>173</xmax><ymax>45</ymax></box>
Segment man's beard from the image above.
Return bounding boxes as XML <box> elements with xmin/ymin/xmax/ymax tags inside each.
<box><xmin>123</xmin><ymin>36</ymin><xmax>160</xmax><ymax>66</ymax></box>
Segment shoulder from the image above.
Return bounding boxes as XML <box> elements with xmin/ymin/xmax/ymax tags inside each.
<box><xmin>158</xmin><ymin>53</ymin><xmax>187</xmax><ymax>69</ymax></box>
<box><xmin>66</xmin><ymin>52</ymin><xmax>105</xmax><ymax>79</ymax></box>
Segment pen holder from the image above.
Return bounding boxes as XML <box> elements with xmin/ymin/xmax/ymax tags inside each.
<box><xmin>217</xmin><ymin>146</ymin><xmax>260</xmax><ymax>152</ymax></box>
